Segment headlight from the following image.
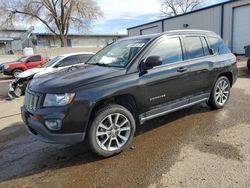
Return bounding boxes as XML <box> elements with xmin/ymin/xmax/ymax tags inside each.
<box><xmin>43</xmin><ymin>93</ymin><xmax>75</xmax><ymax>107</ymax></box>
<box><xmin>4</xmin><ymin>65</ymin><xmax>9</xmax><ymax>69</ymax></box>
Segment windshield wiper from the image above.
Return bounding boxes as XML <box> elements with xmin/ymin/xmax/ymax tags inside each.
<box><xmin>91</xmin><ymin>63</ymin><xmax>110</xmax><ymax>67</ymax></box>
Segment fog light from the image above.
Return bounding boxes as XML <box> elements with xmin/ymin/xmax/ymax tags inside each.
<box><xmin>45</xmin><ymin>120</ymin><xmax>62</xmax><ymax>131</ymax></box>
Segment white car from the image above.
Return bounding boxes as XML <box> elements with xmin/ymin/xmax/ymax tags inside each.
<box><xmin>8</xmin><ymin>52</ymin><xmax>95</xmax><ymax>99</ymax></box>
<box><xmin>33</xmin><ymin>52</ymin><xmax>95</xmax><ymax>78</ymax></box>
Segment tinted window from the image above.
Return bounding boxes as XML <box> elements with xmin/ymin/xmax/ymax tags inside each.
<box><xmin>57</xmin><ymin>56</ymin><xmax>80</xmax><ymax>67</ymax></box>
<box><xmin>200</xmin><ymin>37</ymin><xmax>210</xmax><ymax>56</ymax></box>
<box><xmin>28</xmin><ymin>55</ymin><xmax>41</xmax><ymax>62</ymax></box>
<box><xmin>147</xmin><ymin>37</ymin><xmax>183</xmax><ymax>65</ymax></box>
<box><xmin>45</xmin><ymin>56</ymin><xmax>63</xmax><ymax>68</ymax></box>
<box><xmin>17</xmin><ymin>56</ymin><xmax>28</xmax><ymax>62</ymax></box>
<box><xmin>208</xmin><ymin>36</ymin><xmax>231</xmax><ymax>55</ymax></box>
<box><xmin>184</xmin><ymin>37</ymin><xmax>204</xmax><ymax>59</ymax></box>
<box><xmin>79</xmin><ymin>54</ymin><xmax>93</xmax><ymax>63</ymax></box>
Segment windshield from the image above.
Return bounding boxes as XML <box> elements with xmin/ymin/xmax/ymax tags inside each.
<box><xmin>86</xmin><ymin>38</ymin><xmax>150</xmax><ymax>68</ymax></box>
<box><xmin>44</xmin><ymin>56</ymin><xmax>63</xmax><ymax>68</ymax></box>
<box><xmin>17</xmin><ymin>56</ymin><xmax>27</xmax><ymax>62</ymax></box>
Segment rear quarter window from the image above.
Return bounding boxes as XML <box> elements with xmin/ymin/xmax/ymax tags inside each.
<box><xmin>208</xmin><ymin>36</ymin><xmax>231</xmax><ymax>55</ymax></box>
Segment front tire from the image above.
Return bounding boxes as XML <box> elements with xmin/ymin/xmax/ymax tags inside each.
<box><xmin>208</xmin><ymin>76</ymin><xmax>231</xmax><ymax>109</ymax></box>
<box><xmin>14</xmin><ymin>86</ymin><xmax>23</xmax><ymax>97</ymax></box>
<box><xmin>88</xmin><ymin>104</ymin><xmax>136</xmax><ymax>157</ymax></box>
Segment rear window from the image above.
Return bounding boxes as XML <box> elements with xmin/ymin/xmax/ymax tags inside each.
<box><xmin>208</xmin><ymin>36</ymin><xmax>231</xmax><ymax>55</ymax></box>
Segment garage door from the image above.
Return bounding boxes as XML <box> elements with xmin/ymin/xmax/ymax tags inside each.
<box><xmin>233</xmin><ymin>5</ymin><xmax>250</xmax><ymax>54</ymax></box>
<box><xmin>141</xmin><ymin>26</ymin><xmax>159</xmax><ymax>35</ymax></box>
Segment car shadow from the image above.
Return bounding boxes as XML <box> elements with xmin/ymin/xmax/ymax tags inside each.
<box><xmin>0</xmin><ymin>101</ymin><xmax>215</xmax><ymax>183</ymax></box>
<box><xmin>0</xmin><ymin>86</ymin><xmax>249</xmax><ymax>185</ymax></box>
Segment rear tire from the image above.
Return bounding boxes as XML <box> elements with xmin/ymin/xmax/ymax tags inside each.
<box><xmin>207</xmin><ymin>76</ymin><xmax>230</xmax><ymax>109</ymax></box>
<box><xmin>88</xmin><ymin>104</ymin><xmax>136</xmax><ymax>157</ymax></box>
<box><xmin>12</xmin><ymin>69</ymin><xmax>22</xmax><ymax>78</ymax></box>
<box><xmin>247</xmin><ymin>58</ymin><xmax>250</xmax><ymax>70</ymax></box>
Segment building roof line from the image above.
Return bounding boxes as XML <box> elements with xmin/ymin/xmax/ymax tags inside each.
<box><xmin>33</xmin><ymin>33</ymin><xmax>127</xmax><ymax>37</ymax></box>
<box><xmin>127</xmin><ymin>0</ymin><xmax>239</xmax><ymax>30</ymax></box>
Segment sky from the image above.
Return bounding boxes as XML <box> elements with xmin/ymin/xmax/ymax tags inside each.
<box><xmin>30</xmin><ymin>0</ymin><xmax>228</xmax><ymax>35</ymax></box>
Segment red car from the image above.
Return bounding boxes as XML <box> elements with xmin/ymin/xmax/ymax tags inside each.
<box><xmin>3</xmin><ymin>54</ymin><xmax>47</xmax><ymax>78</ymax></box>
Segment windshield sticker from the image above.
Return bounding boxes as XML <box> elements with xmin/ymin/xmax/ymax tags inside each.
<box><xmin>100</xmin><ymin>56</ymin><xmax>116</xmax><ymax>64</ymax></box>
<box><xmin>127</xmin><ymin>43</ymin><xmax>145</xmax><ymax>48</ymax></box>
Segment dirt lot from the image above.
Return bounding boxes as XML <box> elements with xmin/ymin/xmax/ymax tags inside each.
<box><xmin>0</xmin><ymin>57</ymin><xmax>250</xmax><ymax>188</ymax></box>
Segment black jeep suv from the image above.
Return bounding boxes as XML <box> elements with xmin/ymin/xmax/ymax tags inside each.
<box><xmin>21</xmin><ymin>30</ymin><xmax>237</xmax><ymax>157</ymax></box>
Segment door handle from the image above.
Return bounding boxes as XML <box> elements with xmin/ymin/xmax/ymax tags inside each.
<box><xmin>177</xmin><ymin>67</ymin><xmax>188</xmax><ymax>73</ymax></box>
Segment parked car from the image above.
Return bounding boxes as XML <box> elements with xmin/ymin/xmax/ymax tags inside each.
<box><xmin>3</xmin><ymin>54</ymin><xmax>47</xmax><ymax>78</ymax></box>
<box><xmin>21</xmin><ymin>30</ymin><xmax>237</xmax><ymax>157</ymax></box>
<box><xmin>0</xmin><ymin>56</ymin><xmax>27</xmax><ymax>73</ymax></box>
<box><xmin>8</xmin><ymin>52</ymin><xmax>94</xmax><ymax>99</ymax></box>
<box><xmin>0</xmin><ymin>63</ymin><xmax>4</xmax><ymax>73</ymax></box>
<box><xmin>244</xmin><ymin>45</ymin><xmax>250</xmax><ymax>70</ymax></box>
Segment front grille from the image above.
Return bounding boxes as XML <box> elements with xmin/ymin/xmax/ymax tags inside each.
<box><xmin>24</xmin><ymin>89</ymin><xmax>44</xmax><ymax>111</ymax></box>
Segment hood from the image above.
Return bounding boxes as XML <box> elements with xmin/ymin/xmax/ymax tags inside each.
<box><xmin>0</xmin><ymin>61</ymin><xmax>20</xmax><ymax>66</ymax></box>
<box><xmin>18</xmin><ymin>68</ymin><xmax>44</xmax><ymax>78</ymax></box>
<box><xmin>29</xmin><ymin>65</ymin><xmax>125</xmax><ymax>93</ymax></box>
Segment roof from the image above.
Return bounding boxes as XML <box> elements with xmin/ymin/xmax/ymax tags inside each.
<box><xmin>33</xmin><ymin>33</ymin><xmax>127</xmax><ymax>37</ymax></box>
<box><xmin>0</xmin><ymin>29</ymin><xmax>27</xmax><ymax>32</ymax></box>
<box><xmin>124</xmin><ymin>29</ymin><xmax>217</xmax><ymax>40</ymax></box>
<box><xmin>120</xmin><ymin>33</ymin><xmax>160</xmax><ymax>41</ymax></box>
<box><xmin>0</xmin><ymin>38</ymin><xmax>14</xmax><ymax>42</ymax></box>
<box><xmin>59</xmin><ymin>52</ymin><xmax>95</xmax><ymax>57</ymax></box>
<box><xmin>127</xmin><ymin>0</ymin><xmax>240</xmax><ymax>30</ymax></box>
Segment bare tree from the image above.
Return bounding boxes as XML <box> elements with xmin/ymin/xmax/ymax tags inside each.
<box><xmin>0</xmin><ymin>0</ymin><xmax>102</xmax><ymax>47</ymax></box>
<box><xmin>161</xmin><ymin>0</ymin><xmax>204</xmax><ymax>17</ymax></box>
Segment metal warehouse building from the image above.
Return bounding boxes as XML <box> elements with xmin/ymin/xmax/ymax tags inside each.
<box><xmin>127</xmin><ymin>0</ymin><xmax>250</xmax><ymax>54</ymax></box>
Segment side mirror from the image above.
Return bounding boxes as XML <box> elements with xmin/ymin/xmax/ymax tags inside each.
<box><xmin>26</xmin><ymin>59</ymin><xmax>30</xmax><ymax>63</ymax></box>
<box><xmin>142</xmin><ymin>56</ymin><xmax>162</xmax><ymax>71</ymax></box>
<box><xmin>209</xmin><ymin>48</ymin><xmax>215</xmax><ymax>55</ymax></box>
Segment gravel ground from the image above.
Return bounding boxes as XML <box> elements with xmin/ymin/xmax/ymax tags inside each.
<box><xmin>0</xmin><ymin>57</ymin><xmax>250</xmax><ymax>188</ymax></box>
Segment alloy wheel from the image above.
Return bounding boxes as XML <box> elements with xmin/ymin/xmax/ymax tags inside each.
<box><xmin>96</xmin><ymin>113</ymin><xmax>131</xmax><ymax>152</ymax></box>
<box><xmin>215</xmin><ymin>79</ymin><xmax>229</xmax><ymax>106</ymax></box>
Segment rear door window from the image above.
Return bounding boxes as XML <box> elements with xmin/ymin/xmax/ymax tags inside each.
<box><xmin>184</xmin><ymin>36</ymin><xmax>205</xmax><ymax>59</ymax></box>
<box><xmin>146</xmin><ymin>37</ymin><xmax>183</xmax><ymax>65</ymax></box>
<box><xmin>57</xmin><ymin>55</ymin><xmax>81</xmax><ymax>67</ymax></box>
<box><xmin>79</xmin><ymin>54</ymin><xmax>93</xmax><ymax>63</ymax></box>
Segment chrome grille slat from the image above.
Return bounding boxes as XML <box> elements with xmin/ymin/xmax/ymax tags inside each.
<box><xmin>24</xmin><ymin>89</ymin><xmax>43</xmax><ymax>111</ymax></box>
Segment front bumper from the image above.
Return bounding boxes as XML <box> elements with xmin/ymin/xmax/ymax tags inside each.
<box><xmin>3</xmin><ymin>68</ymin><xmax>12</xmax><ymax>75</ymax></box>
<box><xmin>21</xmin><ymin>106</ymin><xmax>86</xmax><ymax>144</ymax></box>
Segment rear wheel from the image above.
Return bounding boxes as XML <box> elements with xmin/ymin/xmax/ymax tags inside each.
<box><xmin>12</xmin><ymin>69</ymin><xmax>22</xmax><ymax>78</ymax></box>
<box><xmin>247</xmin><ymin>58</ymin><xmax>250</xmax><ymax>70</ymax></box>
<box><xmin>207</xmin><ymin>76</ymin><xmax>230</xmax><ymax>109</ymax></box>
<box><xmin>88</xmin><ymin>104</ymin><xmax>136</xmax><ymax>157</ymax></box>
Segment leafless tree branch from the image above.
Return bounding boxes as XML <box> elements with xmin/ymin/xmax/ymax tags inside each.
<box><xmin>160</xmin><ymin>0</ymin><xmax>204</xmax><ymax>18</ymax></box>
<box><xmin>0</xmin><ymin>0</ymin><xmax>103</xmax><ymax>47</ymax></box>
